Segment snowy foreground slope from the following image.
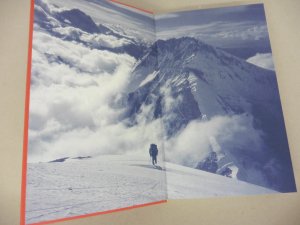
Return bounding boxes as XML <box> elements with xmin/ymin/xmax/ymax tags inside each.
<box><xmin>26</xmin><ymin>155</ymin><xmax>166</xmax><ymax>224</ymax></box>
<box><xmin>26</xmin><ymin>155</ymin><xmax>275</xmax><ymax>224</ymax></box>
<box><xmin>166</xmin><ymin>162</ymin><xmax>276</xmax><ymax>199</ymax></box>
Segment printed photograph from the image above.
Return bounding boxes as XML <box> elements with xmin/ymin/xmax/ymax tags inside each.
<box><xmin>26</xmin><ymin>0</ymin><xmax>166</xmax><ymax>224</ymax></box>
<box><xmin>152</xmin><ymin>4</ymin><xmax>296</xmax><ymax>198</ymax></box>
<box><xmin>25</xmin><ymin>1</ymin><xmax>297</xmax><ymax>224</ymax></box>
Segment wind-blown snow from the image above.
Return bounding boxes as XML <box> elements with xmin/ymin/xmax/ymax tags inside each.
<box><xmin>246</xmin><ymin>53</ymin><xmax>274</xmax><ymax>70</ymax></box>
<box><xmin>139</xmin><ymin>71</ymin><xmax>158</xmax><ymax>87</ymax></box>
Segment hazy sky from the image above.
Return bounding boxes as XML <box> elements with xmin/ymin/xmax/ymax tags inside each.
<box><xmin>155</xmin><ymin>4</ymin><xmax>272</xmax><ymax>58</ymax></box>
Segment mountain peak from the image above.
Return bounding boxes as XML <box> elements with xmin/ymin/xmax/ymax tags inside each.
<box><xmin>157</xmin><ymin>36</ymin><xmax>203</xmax><ymax>45</ymax></box>
<box><xmin>156</xmin><ymin>37</ymin><xmax>212</xmax><ymax>53</ymax></box>
<box><xmin>128</xmin><ymin>33</ymin><xmax>291</xmax><ymax>191</ymax></box>
<box><xmin>56</xmin><ymin>9</ymin><xmax>99</xmax><ymax>33</ymax></box>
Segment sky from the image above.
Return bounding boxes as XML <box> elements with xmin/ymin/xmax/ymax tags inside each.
<box><xmin>44</xmin><ymin>1</ymin><xmax>273</xmax><ymax>65</ymax></box>
<box><xmin>155</xmin><ymin>4</ymin><xmax>273</xmax><ymax>61</ymax></box>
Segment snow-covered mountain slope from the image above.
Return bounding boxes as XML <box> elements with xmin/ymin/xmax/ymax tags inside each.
<box><xmin>166</xmin><ymin>162</ymin><xmax>276</xmax><ymax>199</ymax></box>
<box><xmin>129</xmin><ymin>37</ymin><xmax>279</xmax><ymax>119</ymax></box>
<box><xmin>125</xmin><ymin>37</ymin><xmax>296</xmax><ymax>193</ymax></box>
<box><xmin>26</xmin><ymin>155</ymin><xmax>167</xmax><ymax>224</ymax></box>
<box><xmin>26</xmin><ymin>155</ymin><xmax>275</xmax><ymax>224</ymax></box>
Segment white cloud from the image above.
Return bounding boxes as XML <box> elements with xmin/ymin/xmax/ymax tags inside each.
<box><xmin>32</xmin><ymin>31</ymin><xmax>135</xmax><ymax>75</ymax></box>
<box><xmin>156</xmin><ymin>22</ymin><xmax>221</xmax><ymax>40</ymax></box>
<box><xmin>28</xmin><ymin>28</ymin><xmax>138</xmax><ymax>162</ymax></box>
<box><xmin>211</xmin><ymin>23</ymin><xmax>268</xmax><ymax>41</ymax></box>
<box><xmin>247</xmin><ymin>53</ymin><xmax>274</xmax><ymax>70</ymax></box>
<box><xmin>52</xmin><ymin>26</ymin><xmax>133</xmax><ymax>48</ymax></box>
<box><xmin>32</xmin><ymin>119</ymin><xmax>165</xmax><ymax>162</ymax></box>
<box><xmin>52</xmin><ymin>26</ymin><xmax>82</xmax><ymax>37</ymax></box>
<box><xmin>156</xmin><ymin>21</ymin><xmax>268</xmax><ymax>44</ymax></box>
<box><xmin>35</xmin><ymin>0</ymin><xmax>72</xmax><ymax>14</ymax></box>
<box><xmin>29</xmin><ymin>0</ymin><xmax>158</xmax><ymax>163</ymax></box>
<box><xmin>164</xmin><ymin>114</ymin><xmax>265</xmax><ymax>168</ymax></box>
<box><xmin>80</xmin><ymin>33</ymin><xmax>133</xmax><ymax>48</ymax></box>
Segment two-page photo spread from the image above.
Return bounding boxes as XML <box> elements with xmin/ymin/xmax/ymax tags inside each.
<box><xmin>23</xmin><ymin>0</ymin><xmax>296</xmax><ymax>224</ymax></box>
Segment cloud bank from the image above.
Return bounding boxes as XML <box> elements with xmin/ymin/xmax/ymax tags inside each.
<box><xmin>29</xmin><ymin>26</ymin><xmax>139</xmax><ymax>162</ymax></box>
<box><xmin>164</xmin><ymin>114</ymin><xmax>265</xmax><ymax>167</ymax></box>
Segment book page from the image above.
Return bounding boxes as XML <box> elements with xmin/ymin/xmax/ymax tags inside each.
<box><xmin>25</xmin><ymin>0</ymin><xmax>166</xmax><ymax>224</ymax></box>
<box><xmin>153</xmin><ymin>4</ymin><xmax>296</xmax><ymax>199</ymax></box>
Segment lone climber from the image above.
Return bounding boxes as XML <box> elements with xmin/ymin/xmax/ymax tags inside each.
<box><xmin>149</xmin><ymin>144</ymin><xmax>158</xmax><ymax>165</ymax></box>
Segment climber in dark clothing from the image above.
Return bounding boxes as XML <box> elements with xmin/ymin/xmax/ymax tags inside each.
<box><xmin>149</xmin><ymin>144</ymin><xmax>158</xmax><ymax>165</ymax></box>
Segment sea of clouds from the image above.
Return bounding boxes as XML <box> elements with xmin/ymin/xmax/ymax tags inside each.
<box><xmin>29</xmin><ymin>26</ymin><xmax>148</xmax><ymax>162</ymax></box>
<box><xmin>29</xmin><ymin>26</ymin><xmax>266</xmax><ymax>170</ymax></box>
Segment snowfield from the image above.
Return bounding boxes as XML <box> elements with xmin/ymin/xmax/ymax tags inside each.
<box><xmin>26</xmin><ymin>155</ymin><xmax>276</xmax><ymax>224</ymax></box>
<box><xmin>26</xmin><ymin>155</ymin><xmax>167</xmax><ymax>224</ymax></box>
<box><xmin>166</xmin><ymin>162</ymin><xmax>277</xmax><ymax>199</ymax></box>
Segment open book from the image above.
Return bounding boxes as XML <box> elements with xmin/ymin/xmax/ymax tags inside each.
<box><xmin>22</xmin><ymin>0</ymin><xmax>297</xmax><ymax>224</ymax></box>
